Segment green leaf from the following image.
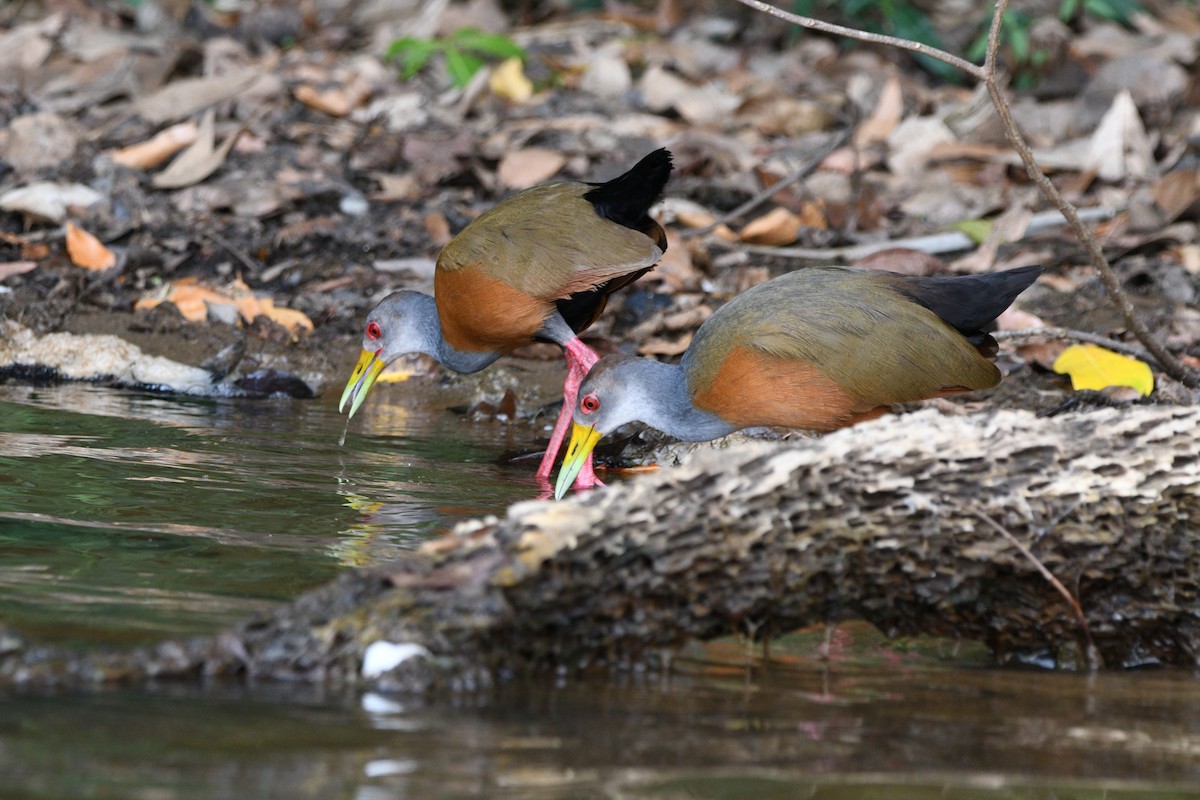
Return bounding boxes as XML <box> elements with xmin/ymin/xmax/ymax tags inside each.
<box><xmin>965</xmin><ymin>28</ymin><xmax>989</xmax><ymax>64</ymax></box>
<box><xmin>451</xmin><ymin>28</ymin><xmax>525</xmax><ymax>60</ymax></box>
<box><xmin>954</xmin><ymin>218</ymin><xmax>993</xmax><ymax>244</ymax></box>
<box><xmin>444</xmin><ymin>46</ymin><xmax>484</xmax><ymax>88</ymax></box>
<box><xmin>1008</xmin><ymin>20</ymin><xmax>1030</xmax><ymax>63</ymax></box>
<box><xmin>1059</xmin><ymin>0</ymin><xmax>1080</xmax><ymax>21</ymax></box>
<box><xmin>387</xmin><ymin>37</ymin><xmax>443</xmax><ymax>80</ymax></box>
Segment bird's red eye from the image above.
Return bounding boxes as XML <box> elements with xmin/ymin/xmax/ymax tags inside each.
<box><xmin>580</xmin><ymin>393</ymin><xmax>600</xmax><ymax>414</ymax></box>
<box><xmin>366</xmin><ymin>321</ymin><xmax>382</xmax><ymax>340</ymax></box>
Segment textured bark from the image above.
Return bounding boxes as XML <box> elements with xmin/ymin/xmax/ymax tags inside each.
<box><xmin>3</xmin><ymin>406</ymin><xmax>1199</xmax><ymax>691</ymax></box>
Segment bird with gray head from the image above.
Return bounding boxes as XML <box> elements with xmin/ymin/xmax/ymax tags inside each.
<box><xmin>340</xmin><ymin>148</ymin><xmax>673</xmax><ymax>490</ymax></box>
<box><xmin>555</xmin><ymin>264</ymin><xmax>1042</xmax><ymax>498</ymax></box>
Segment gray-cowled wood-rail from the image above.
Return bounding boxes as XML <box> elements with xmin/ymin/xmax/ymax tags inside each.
<box><xmin>555</xmin><ymin>264</ymin><xmax>1041</xmax><ymax>498</ymax></box>
<box><xmin>340</xmin><ymin>148</ymin><xmax>673</xmax><ymax>489</ymax></box>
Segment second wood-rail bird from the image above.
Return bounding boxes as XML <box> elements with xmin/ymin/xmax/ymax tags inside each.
<box><xmin>340</xmin><ymin>148</ymin><xmax>673</xmax><ymax>489</ymax></box>
<box><xmin>555</xmin><ymin>264</ymin><xmax>1042</xmax><ymax>498</ymax></box>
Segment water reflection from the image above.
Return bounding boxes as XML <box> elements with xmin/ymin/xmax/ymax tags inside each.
<box><xmin>0</xmin><ymin>383</ymin><xmax>538</xmax><ymax>645</ymax></box>
<box><xmin>2</xmin><ymin>383</ymin><xmax>1200</xmax><ymax>797</ymax></box>
<box><xmin>3</xmin><ymin>628</ymin><xmax>1199</xmax><ymax>799</ymax></box>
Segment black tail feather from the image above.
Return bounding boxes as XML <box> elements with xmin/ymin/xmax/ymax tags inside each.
<box><xmin>895</xmin><ymin>265</ymin><xmax>1042</xmax><ymax>340</ymax></box>
<box><xmin>583</xmin><ymin>148</ymin><xmax>673</xmax><ymax>233</ymax></box>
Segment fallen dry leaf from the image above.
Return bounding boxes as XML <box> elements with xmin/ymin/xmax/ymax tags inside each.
<box><xmin>65</xmin><ymin>222</ymin><xmax>117</xmax><ymax>271</ymax></box>
<box><xmin>650</xmin><ymin>230</ymin><xmax>703</xmax><ymax>291</ymax></box>
<box><xmin>996</xmin><ymin>308</ymin><xmax>1046</xmax><ymax>331</ymax></box>
<box><xmin>951</xmin><ymin>204</ymin><xmax>1034</xmax><ymax>274</ymax></box>
<box><xmin>853</xmin><ymin>74</ymin><xmax>903</xmax><ymax>148</ymax></box>
<box><xmin>638</xmin><ymin>331</ymin><xmax>693</xmax><ymax>356</ymax></box>
<box><xmin>1152</xmin><ymin>168</ymin><xmax>1200</xmax><ymax>221</ymax></box>
<box><xmin>0</xmin><ymin>261</ymin><xmax>38</xmax><ymax>281</ymax></box>
<box><xmin>257</xmin><ymin>298</ymin><xmax>314</xmax><ymax>334</ymax></box>
<box><xmin>135</xmin><ymin>279</ymin><xmax>228</xmax><ymax>322</ymax></box>
<box><xmin>1053</xmin><ymin>343</ymin><xmax>1154</xmax><ymax>396</ymax></box>
<box><xmin>852</xmin><ymin>247</ymin><xmax>944</xmax><ymax>276</ymax></box>
<box><xmin>637</xmin><ymin>63</ymin><xmax>739</xmax><ymax>124</ymax></box>
<box><xmin>1178</xmin><ymin>243</ymin><xmax>1200</xmax><ymax>275</ymax></box>
<box><xmin>887</xmin><ymin>116</ymin><xmax>957</xmax><ymax>177</ymax></box>
<box><xmin>1086</xmin><ymin>90</ymin><xmax>1153</xmax><ymax>182</ymax></box>
<box><xmin>134</xmin><ymin>69</ymin><xmax>261</xmax><ymax>125</ymax></box>
<box><xmin>370</xmin><ymin>173</ymin><xmax>422</xmax><ymax>202</ymax></box>
<box><xmin>796</xmin><ymin>199</ymin><xmax>827</xmax><ymax>230</ymax></box>
<box><xmin>233</xmin><ymin>293</ymin><xmax>266</xmax><ymax>324</ymax></box>
<box><xmin>489</xmin><ymin>57</ymin><xmax>533</xmax><ymax>103</ymax></box>
<box><xmin>293</xmin><ymin>75</ymin><xmax>373</xmax><ymax>117</ymax></box>
<box><xmin>673</xmin><ymin>207</ymin><xmax>717</xmax><ymax>228</ymax></box>
<box><xmin>739</xmin><ymin>207</ymin><xmax>802</xmax><ymax>246</ymax></box>
<box><xmin>0</xmin><ymin>182</ymin><xmax>104</xmax><ymax>223</ymax></box>
<box><xmin>497</xmin><ymin>148</ymin><xmax>566</xmax><ymax>190</ymax></box>
<box><xmin>423</xmin><ymin>212</ymin><xmax>452</xmax><ymax>245</ymax></box>
<box><xmin>993</xmin><ymin>307</ymin><xmax>1059</xmax><ymax>367</ymax></box>
<box><xmin>1</xmin><ymin>111</ymin><xmax>79</xmax><ymax>173</ymax></box>
<box><xmin>135</xmin><ymin>277</ymin><xmax>311</xmax><ymax>333</ymax></box>
<box><xmin>108</xmin><ymin>122</ymin><xmax>199</xmax><ymax>170</ymax></box>
<box><xmin>152</xmin><ymin>110</ymin><xmax>243</xmax><ymax>189</ymax></box>
<box><xmin>820</xmin><ymin>147</ymin><xmax>882</xmax><ymax>174</ymax></box>
<box><xmin>579</xmin><ymin>42</ymin><xmax>632</xmax><ymax>98</ymax></box>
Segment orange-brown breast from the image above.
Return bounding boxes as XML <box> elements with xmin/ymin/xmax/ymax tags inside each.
<box><xmin>434</xmin><ymin>263</ymin><xmax>552</xmax><ymax>353</ymax></box>
<box><xmin>690</xmin><ymin>345</ymin><xmax>895</xmax><ymax>432</ymax></box>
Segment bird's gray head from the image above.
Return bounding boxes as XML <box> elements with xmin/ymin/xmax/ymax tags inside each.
<box><xmin>360</xmin><ymin>290</ymin><xmax>437</xmax><ymax>363</ymax></box>
<box><xmin>340</xmin><ymin>291</ymin><xmax>438</xmax><ymax>418</ymax></box>
<box><xmin>572</xmin><ymin>355</ymin><xmax>651</xmax><ymax>436</ymax></box>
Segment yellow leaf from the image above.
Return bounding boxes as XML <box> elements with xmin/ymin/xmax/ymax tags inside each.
<box><xmin>1052</xmin><ymin>344</ymin><xmax>1154</xmax><ymax>396</ymax></box>
<box><xmin>489</xmin><ymin>57</ymin><xmax>533</xmax><ymax>103</ymax></box>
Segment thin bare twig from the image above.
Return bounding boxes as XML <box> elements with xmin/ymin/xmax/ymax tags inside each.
<box><xmin>681</xmin><ymin>126</ymin><xmax>853</xmax><ymax>239</ymax></box>
<box><xmin>730</xmin><ymin>0</ymin><xmax>986</xmax><ymax>80</ymax></box>
<box><xmin>705</xmin><ymin>206</ymin><xmax>1116</xmax><ymax>261</ymax></box>
<box><xmin>730</xmin><ymin>0</ymin><xmax>1199</xmax><ymax>389</ymax></box>
<box><xmin>994</xmin><ymin>327</ymin><xmax>1161</xmax><ymax>367</ymax></box>
<box><xmin>971</xmin><ymin>509</ymin><xmax>1101</xmax><ymax>669</ymax></box>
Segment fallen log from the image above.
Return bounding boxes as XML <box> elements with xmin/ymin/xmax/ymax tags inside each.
<box><xmin>3</xmin><ymin>406</ymin><xmax>1199</xmax><ymax>691</ymax></box>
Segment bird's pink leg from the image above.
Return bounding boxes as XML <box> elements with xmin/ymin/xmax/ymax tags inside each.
<box><xmin>534</xmin><ymin>337</ymin><xmax>604</xmax><ymax>489</ymax></box>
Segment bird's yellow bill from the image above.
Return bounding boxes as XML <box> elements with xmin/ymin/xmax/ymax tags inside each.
<box><xmin>339</xmin><ymin>349</ymin><xmax>386</xmax><ymax>418</ymax></box>
<box><xmin>554</xmin><ymin>422</ymin><xmax>603</xmax><ymax>500</ymax></box>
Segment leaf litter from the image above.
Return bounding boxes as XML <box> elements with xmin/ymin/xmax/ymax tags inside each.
<box><xmin>0</xmin><ymin>0</ymin><xmax>1195</xmax><ymax>418</ymax></box>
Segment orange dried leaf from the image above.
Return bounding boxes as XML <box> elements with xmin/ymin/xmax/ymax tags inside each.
<box><xmin>258</xmin><ymin>297</ymin><xmax>313</xmax><ymax>333</ymax></box>
<box><xmin>674</xmin><ymin>208</ymin><xmax>717</xmax><ymax>228</ymax></box>
<box><xmin>293</xmin><ymin>78</ymin><xmax>372</xmax><ymax>117</ymax></box>
<box><xmin>235</xmin><ymin>294</ymin><xmax>266</xmax><ymax>324</ymax></box>
<box><xmin>167</xmin><ymin>284</ymin><xmax>226</xmax><ymax>321</ymax></box>
<box><xmin>796</xmin><ymin>199</ymin><xmax>827</xmax><ymax>230</ymax></box>
<box><xmin>109</xmin><ymin>122</ymin><xmax>198</xmax><ymax>169</ymax></box>
<box><xmin>65</xmin><ymin>222</ymin><xmax>117</xmax><ymax>271</ymax></box>
<box><xmin>739</xmin><ymin>207</ymin><xmax>801</xmax><ymax>246</ymax></box>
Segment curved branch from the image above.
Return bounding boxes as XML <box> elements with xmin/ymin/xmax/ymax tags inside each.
<box><xmin>994</xmin><ymin>327</ymin><xmax>1161</xmax><ymax>367</ymax></box>
<box><xmin>729</xmin><ymin>0</ymin><xmax>986</xmax><ymax>80</ymax></box>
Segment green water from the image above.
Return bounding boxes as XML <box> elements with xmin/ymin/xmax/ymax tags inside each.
<box><xmin>2</xmin><ymin>383</ymin><xmax>1200</xmax><ymax>799</ymax></box>
<box><xmin>0</xmin><ymin>383</ymin><xmax>535</xmax><ymax>646</ymax></box>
